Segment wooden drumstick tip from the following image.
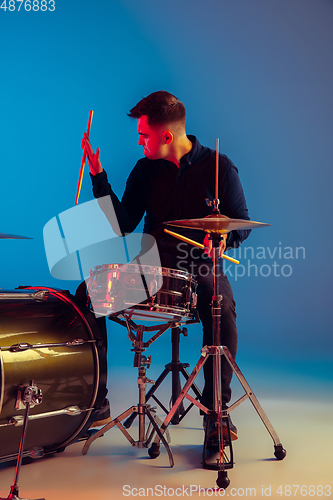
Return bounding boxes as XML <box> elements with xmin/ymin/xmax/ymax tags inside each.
<box><xmin>87</xmin><ymin>110</ymin><xmax>94</xmax><ymax>134</ymax></box>
<box><xmin>222</xmin><ymin>254</ymin><xmax>240</xmax><ymax>265</ymax></box>
<box><xmin>75</xmin><ymin>110</ymin><xmax>94</xmax><ymax>205</ymax></box>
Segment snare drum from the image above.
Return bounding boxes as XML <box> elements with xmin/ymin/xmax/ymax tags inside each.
<box><xmin>88</xmin><ymin>264</ymin><xmax>197</xmax><ymax>322</ymax></box>
<box><xmin>0</xmin><ymin>287</ymin><xmax>107</xmax><ymax>463</ymax></box>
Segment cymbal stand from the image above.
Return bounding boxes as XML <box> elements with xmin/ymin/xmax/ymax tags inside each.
<box><xmin>209</xmin><ymin>227</ymin><xmax>232</xmax><ymax>487</ymax></box>
<box><xmin>147</xmin><ymin>232</ymin><xmax>287</xmax><ymax>484</ymax></box>
<box><xmin>203</xmin><ymin>176</ymin><xmax>234</xmax><ymax>486</ymax></box>
<box><xmin>0</xmin><ymin>381</ymin><xmax>45</xmax><ymax>500</ymax></box>
<box><xmin>82</xmin><ymin>315</ymin><xmax>191</xmax><ymax>465</ymax></box>
<box><xmin>155</xmin><ymin>195</ymin><xmax>286</xmax><ymax>487</ymax></box>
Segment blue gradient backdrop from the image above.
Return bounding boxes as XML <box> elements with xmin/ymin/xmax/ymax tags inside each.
<box><xmin>1</xmin><ymin>0</ymin><xmax>332</xmax><ymax>396</ymax></box>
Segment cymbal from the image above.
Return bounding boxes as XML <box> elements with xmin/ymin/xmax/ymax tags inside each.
<box><xmin>0</xmin><ymin>232</ymin><xmax>32</xmax><ymax>239</ymax></box>
<box><xmin>165</xmin><ymin>214</ymin><xmax>270</xmax><ymax>233</ymax></box>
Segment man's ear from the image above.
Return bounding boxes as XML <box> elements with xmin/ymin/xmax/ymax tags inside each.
<box><xmin>163</xmin><ymin>130</ymin><xmax>173</xmax><ymax>145</ymax></box>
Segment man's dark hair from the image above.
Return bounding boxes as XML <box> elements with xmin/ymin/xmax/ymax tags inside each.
<box><xmin>128</xmin><ymin>91</ymin><xmax>186</xmax><ymax>126</ymax></box>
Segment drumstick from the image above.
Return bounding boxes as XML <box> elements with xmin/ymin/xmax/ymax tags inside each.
<box><xmin>215</xmin><ymin>138</ymin><xmax>219</xmax><ymax>202</ymax></box>
<box><xmin>163</xmin><ymin>228</ymin><xmax>240</xmax><ymax>264</ymax></box>
<box><xmin>75</xmin><ymin>110</ymin><xmax>94</xmax><ymax>205</ymax></box>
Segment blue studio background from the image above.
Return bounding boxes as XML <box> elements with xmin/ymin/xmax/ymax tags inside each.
<box><xmin>1</xmin><ymin>0</ymin><xmax>332</xmax><ymax>403</ymax></box>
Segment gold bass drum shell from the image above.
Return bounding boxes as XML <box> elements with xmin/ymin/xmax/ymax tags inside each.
<box><xmin>0</xmin><ymin>287</ymin><xmax>106</xmax><ymax>463</ymax></box>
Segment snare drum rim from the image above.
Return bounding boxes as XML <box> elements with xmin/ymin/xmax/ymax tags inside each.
<box><xmin>16</xmin><ymin>286</ymin><xmax>101</xmax><ymax>450</ymax></box>
<box><xmin>90</xmin><ymin>263</ymin><xmax>197</xmax><ymax>285</ymax></box>
<box><xmin>124</xmin><ymin>305</ymin><xmax>193</xmax><ymax>322</ymax></box>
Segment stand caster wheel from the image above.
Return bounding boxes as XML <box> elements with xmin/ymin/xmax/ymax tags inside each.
<box><xmin>148</xmin><ymin>443</ymin><xmax>160</xmax><ymax>459</ymax></box>
<box><xmin>216</xmin><ymin>470</ymin><xmax>230</xmax><ymax>489</ymax></box>
<box><xmin>274</xmin><ymin>444</ymin><xmax>287</xmax><ymax>460</ymax></box>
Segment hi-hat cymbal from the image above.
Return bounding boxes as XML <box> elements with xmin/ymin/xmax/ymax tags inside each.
<box><xmin>165</xmin><ymin>214</ymin><xmax>270</xmax><ymax>233</ymax></box>
<box><xmin>0</xmin><ymin>232</ymin><xmax>32</xmax><ymax>239</ymax></box>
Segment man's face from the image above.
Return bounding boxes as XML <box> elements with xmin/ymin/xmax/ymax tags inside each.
<box><xmin>137</xmin><ymin>115</ymin><xmax>167</xmax><ymax>160</ymax></box>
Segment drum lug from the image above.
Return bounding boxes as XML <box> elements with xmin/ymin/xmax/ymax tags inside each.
<box><xmin>0</xmin><ymin>447</ymin><xmax>44</xmax><ymax>464</ymax></box>
<box><xmin>4</xmin><ymin>338</ymin><xmax>95</xmax><ymax>353</ymax></box>
<box><xmin>9</xmin><ymin>343</ymin><xmax>33</xmax><ymax>353</ymax></box>
<box><xmin>14</xmin><ymin>288</ymin><xmax>49</xmax><ymax>301</ymax></box>
<box><xmin>33</xmin><ymin>290</ymin><xmax>49</xmax><ymax>301</ymax></box>
<box><xmin>15</xmin><ymin>383</ymin><xmax>43</xmax><ymax>411</ymax></box>
<box><xmin>8</xmin><ymin>405</ymin><xmax>83</xmax><ymax>427</ymax></box>
<box><xmin>28</xmin><ymin>447</ymin><xmax>45</xmax><ymax>460</ymax></box>
<box><xmin>149</xmin><ymin>279</ymin><xmax>158</xmax><ymax>297</ymax></box>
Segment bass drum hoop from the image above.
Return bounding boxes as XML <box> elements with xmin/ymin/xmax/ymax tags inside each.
<box><xmin>0</xmin><ymin>352</ymin><xmax>4</xmax><ymax>417</ymax></box>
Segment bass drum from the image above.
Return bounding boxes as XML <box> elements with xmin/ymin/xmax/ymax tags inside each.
<box><xmin>0</xmin><ymin>287</ymin><xmax>107</xmax><ymax>463</ymax></box>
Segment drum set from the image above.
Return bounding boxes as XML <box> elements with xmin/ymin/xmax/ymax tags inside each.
<box><xmin>0</xmin><ymin>207</ymin><xmax>286</xmax><ymax>498</ymax></box>
<box><xmin>80</xmin><ymin>212</ymin><xmax>286</xmax><ymax>489</ymax></box>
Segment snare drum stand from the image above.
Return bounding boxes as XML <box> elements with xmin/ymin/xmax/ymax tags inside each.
<box><xmin>145</xmin><ymin>322</ymin><xmax>202</xmax><ymax>425</ymax></box>
<box><xmin>82</xmin><ymin>316</ymin><xmax>187</xmax><ymax>466</ymax></box>
<box><xmin>0</xmin><ymin>381</ymin><xmax>45</xmax><ymax>500</ymax></box>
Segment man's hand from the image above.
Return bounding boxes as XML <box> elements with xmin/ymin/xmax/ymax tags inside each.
<box><xmin>81</xmin><ymin>132</ymin><xmax>103</xmax><ymax>175</ymax></box>
<box><xmin>203</xmin><ymin>232</ymin><xmax>227</xmax><ymax>259</ymax></box>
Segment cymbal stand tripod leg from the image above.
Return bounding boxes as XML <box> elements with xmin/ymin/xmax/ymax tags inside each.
<box><xmin>221</xmin><ymin>346</ymin><xmax>286</xmax><ymax>460</ymax></box>
<box><xmin>149</xmin><ymin>341</ymin><xmax>287</xmax><ymax>483</ymax></box>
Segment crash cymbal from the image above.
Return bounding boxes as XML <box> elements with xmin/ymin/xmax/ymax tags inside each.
<box><xmin>165</xmin><ymin>214</ymin><xmax>270</xmax><ymax>233</ymax></box>
<box><xmin>0</xmin><ymin>233</ymin><xmax>32</xmax><ymax>239</ymax></box>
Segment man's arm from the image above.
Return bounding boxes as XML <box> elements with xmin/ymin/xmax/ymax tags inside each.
<box><xmin>82</xmin><ymin>133</ymin><xmax>146</xmax><ymax>234</ymax></box>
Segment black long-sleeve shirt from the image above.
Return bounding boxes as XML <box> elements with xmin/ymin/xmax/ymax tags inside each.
<box><xmin>91</xmin><ymin>135</ymin><xmax>251</xmax><ymax>260</ymax></box>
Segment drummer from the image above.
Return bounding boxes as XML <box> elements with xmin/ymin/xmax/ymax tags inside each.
<box><xmin>82</xmin><ymin>91</ymin><xmax>251</xmax><ymax>462</ymax></box>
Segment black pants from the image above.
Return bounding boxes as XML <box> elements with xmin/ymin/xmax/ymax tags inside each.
<box><xmin>166</xmin><ymin>255</ymin><xmax>237</xmax><ymax>409</ymax></box>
